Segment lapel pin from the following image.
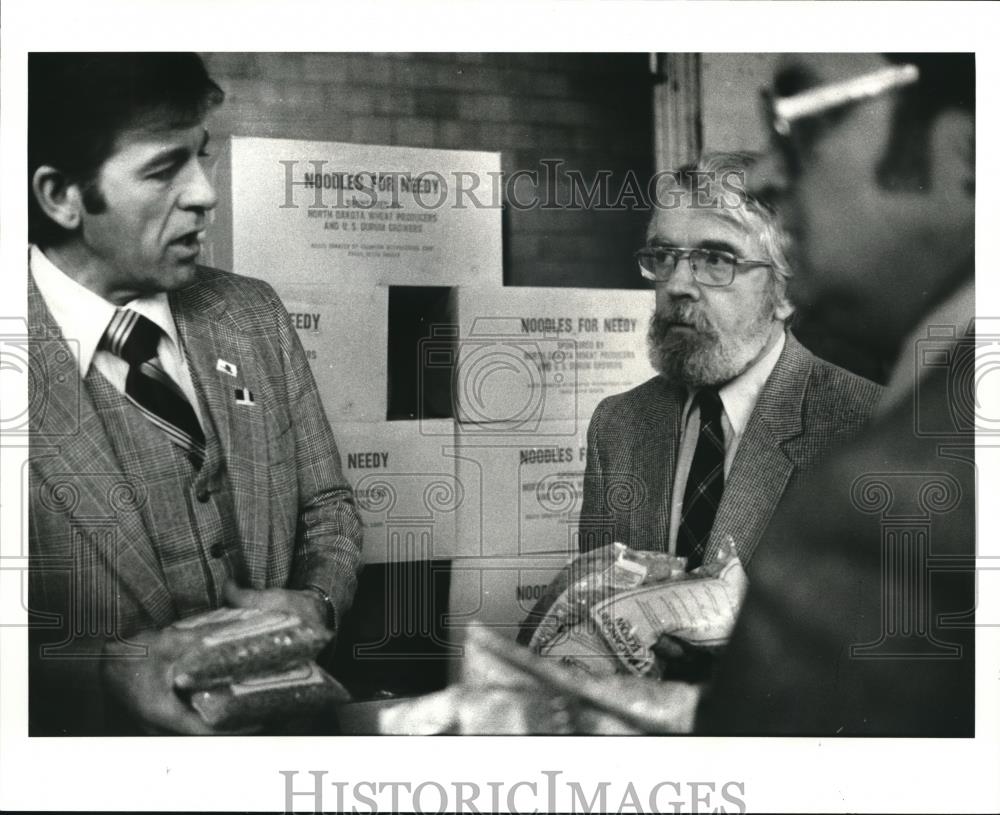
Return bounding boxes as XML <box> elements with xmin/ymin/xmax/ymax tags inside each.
<box><xmin>234</xmin><ymin>387</ymin><xmax>256</xmax><ymax>406</ymax></box>
<box><xmin>217</xmin><ymin>359</ymin><xmax>238</xmax><ymax>377</ymax></box>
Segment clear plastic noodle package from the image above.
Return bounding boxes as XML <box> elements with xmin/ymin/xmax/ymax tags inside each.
<box><xmin>190</xmin><ymin>661</ymin><xmax>350</xmax><ymax>730</ymax></box>
<box><xmin>167</xmin><ymin>606</ymin><xmax>346</xmax><ymax>731</ymax></box>
<box><xmin>523</xmin><ymin>540</ymin><xmax>748</xmax><ymax>678</ymax></box>
<box><xmin>381</xmin><ymin>543</ymin><xmax>748</xmax><ymax>735</ymax></box>
<box><xmin>592</xmin><ymin>554</ymin><xmax>748</xmax><ymax>676</ymax></box>
<box><xmin>379</xmin><ymin>623</ymin><xmax>700</xmax><ymax>735</ymax></box>
<box><xmin>518</xmin><ymin>542</ymin><xmax>688</xmax><ymax>652</ymax></box>
<box><xmin>171</xmin><ymin>606</ymin><xmax>331</xmax><ymax>690</ymax></box>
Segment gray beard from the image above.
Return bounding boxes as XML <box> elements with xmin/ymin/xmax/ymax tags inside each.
<box><xmin>647</xmin><ymin>298</ymin><xmax>780</xmax><ymax>388</ymax></box>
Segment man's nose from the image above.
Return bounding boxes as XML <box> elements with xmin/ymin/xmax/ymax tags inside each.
<box><xmin>179</xmin><ymin>159</ymin><xmax>218</xmax><ymax>212</ymax></box>
<box><xmin>661</xmin><ymin>255</ymin><xmax>699</xmax><ymax>298</ymax></box>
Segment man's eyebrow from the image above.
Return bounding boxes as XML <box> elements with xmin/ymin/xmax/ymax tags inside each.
<box><xmin>139</xmin><ymin>130</ymin><xmax>210</xmax><ymax>172</ymax></box>
<box><xmin>773</xmin><ymin>64</ymin><xmax>817</xmax><ymax>98</ymax></box>
<box><xmin>696</xmin><ymin>239</ymin><xmax>740</xmax><ymax>254</ymax></box>
<box><xmin>645</xmin><ymin>238</ymin><xmax>742</xmax><ymax>255</ymax></box>
<box><xmin>140</xmin><ymin>145</ymin><xmax>192</xmax><ymax>172</ymax></box>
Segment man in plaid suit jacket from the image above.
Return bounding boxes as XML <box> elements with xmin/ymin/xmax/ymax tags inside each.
<box><xmin>579</xmin><ymin>153</ymin><xmax>881</xmax><ymax>569</ymax></box>
<box><xmin>27</xmin><ymin>54</ymin><xmax>362</xmax><ymax>734</ymax></box>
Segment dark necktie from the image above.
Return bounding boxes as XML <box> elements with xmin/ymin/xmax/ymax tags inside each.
<box><xmin>99</xmin><ymin>308</ymin><xmax>206</xmax><ymax>467</ymax></box>
<box><xmin>677</xmin><ymin>388</ymin><xmax>725</xmax><ymax>570</ymax></box>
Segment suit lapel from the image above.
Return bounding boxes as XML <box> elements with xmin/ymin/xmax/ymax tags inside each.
<box><xmin>708</xmin><ymin>334</ymin><xmax>812</xmax><ymax>565</ymax></box>
<box><xmin>171</xmin><ymin>279</ymin><xmax>272</xmax><ymax>585</ymax></box>
<box><xmin>28</xmin><ymin>273</ymin><xmax>175</xmax><ymax>628</ymax></box>
<box><xmin>169</xmin><ymin>283</ymin><xmax>237</xmax><ymax>461</ymax></box>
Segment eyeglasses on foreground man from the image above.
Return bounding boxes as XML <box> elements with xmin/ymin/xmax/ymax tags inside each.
<box><xmin>697</xmin><ymin>53</ymin><xmax>976</xmax><ymax>737</ymax></box>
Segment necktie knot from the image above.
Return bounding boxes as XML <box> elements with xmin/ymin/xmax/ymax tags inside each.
<box><xmin>97</xmin><ymin>307</ymin><xmax>206</xmax><ymax>467</ymax></box>
<box><xmin>100</xmin><ymin>309</ymin><xmax>161</xmax><ymax>366</ymax></box>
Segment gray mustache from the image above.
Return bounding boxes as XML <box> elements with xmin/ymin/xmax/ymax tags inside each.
<box><xmin>650</xmin><ymin>307</ymin><xmax>715</xmax><ymax>336</ymax></box>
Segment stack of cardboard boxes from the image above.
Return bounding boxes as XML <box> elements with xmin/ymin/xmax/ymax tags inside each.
<box><xmin>207</xmin><ymin>136</ymin><xmax>655</xmax><ymax>692</ymax></box>
<box><xmin>446</xmin><ymin>286</ymin><xmax>657</xmax><ymax>637</ymax></box>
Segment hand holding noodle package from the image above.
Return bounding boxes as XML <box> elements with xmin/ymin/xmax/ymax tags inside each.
<box><xmin>170</xmin><ymin>606</ymin><xmax>331</xmax><ymax>690</ymax></box>
<box><xmin>166</xmin><ymin>606</ymin><xmax>347</xmax><ymax>731</ymax></box>
<box><xmin>523</xmin><ymin>540</ymin><xmax>748</xmax><ymax>680</ymax></box>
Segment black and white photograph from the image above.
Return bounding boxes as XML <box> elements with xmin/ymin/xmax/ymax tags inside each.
<box><xmin>1</xmin><ymin>1</ymin><xmax>998</xmax><ymax>813</ymax></box>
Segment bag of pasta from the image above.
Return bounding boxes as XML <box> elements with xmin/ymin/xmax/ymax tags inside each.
<box><xmin>517</xmin><ymin>542</ymin><xmax>687</xmax><ymax>652</ymax></box>
<box><xmin>521</xmin><ymin>540</ymin><xmax>747</xmax><ymax>681</ymax></box>
<box><xmin>170</xmin><ymin>606</ymin><xmax>331</xmax><ymax>691</ymax></box>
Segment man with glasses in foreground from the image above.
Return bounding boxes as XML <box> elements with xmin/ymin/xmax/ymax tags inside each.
<box><xmin>697</xmin><ymin>55</ymin><xmax>975</xmax><ymax>735</ymax></box>
<box><xmin>579</xmin><ymin>152</ymin><xmax>881</xmax><ymax>574</ymax></box>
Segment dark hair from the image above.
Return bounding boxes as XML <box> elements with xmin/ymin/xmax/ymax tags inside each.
<box><xmin>877</xmin><ymin>53</ymin><xmax>975</xmax><ymax>191</ymax></box>
<box><xmin>28</xmin><ymin>52</ymin><xmax>224</xmax><ymax>246</ymax></box>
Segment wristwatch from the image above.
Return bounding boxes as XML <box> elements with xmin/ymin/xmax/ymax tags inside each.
<box><xmin>305</xmin><ymin>584</ymin><xmax>338</xmax><ymax>633</ymax></box>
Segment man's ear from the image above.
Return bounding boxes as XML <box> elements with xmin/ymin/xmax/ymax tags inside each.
<box><xmin>928</xmin><ymin>110</ymin><xmax>975</xmax><ymax>204</ymax></box>
<box><xmin>774</xmin><ymin>296</ymin><xmax>795</xmax><ymax>323</ymax></box>
<box><xmin>31</xmin><ymin>165</ymin><xmax>84</xmax><ymax>232</ymax></box>
<box><xmin>771</xmin><ymin>275</ymin><xmax>795</xmax><ymax>323</ymax></box>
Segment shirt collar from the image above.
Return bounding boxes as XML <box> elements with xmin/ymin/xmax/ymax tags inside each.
<box><xmin>29</xmin><ymin>244</ymin><xmax>181</xmax><ymax>376</ymax></box>
<box><xmin>877</xmin><ymin>279</ymin><xmax>975</xmax><ymax>417</ymax></box>
<box><xmin>716</xmin><ymin>329</ymin><xmax>786</xmax><ymax>436</ymax></box>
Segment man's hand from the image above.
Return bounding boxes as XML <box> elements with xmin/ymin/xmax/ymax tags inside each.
<box><xmin>651</xmin><ymin>634</ymin><xmax>724</xmax><ymax>683</ymax></box>
<box><xmin>102</xmin><ymin>627</ymin><xmax>220</xmax><ymax>735</ymax></box>
<box><xmin>222</xmin><ymin>579</ymin><xmax>329</xmax><ymax>633</ymax></box>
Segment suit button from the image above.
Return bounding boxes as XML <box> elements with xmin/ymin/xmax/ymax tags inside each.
<box><xmin>196</xmin><ymin>489</ymin><xmax>211</xmax><ymax>503</ymax></box>
<box><xmin>210</xmin><ymin>544</ymin><xmax>225</xmax><ymax>558</ymax></box>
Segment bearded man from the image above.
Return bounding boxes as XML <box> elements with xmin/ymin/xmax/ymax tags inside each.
<box><xmin>578</xmin><ymin>152</ymin><xmax>881</xmax><ymax>570</ymax></box>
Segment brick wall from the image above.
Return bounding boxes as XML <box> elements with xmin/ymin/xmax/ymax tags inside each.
<box><xmin>202</xmin><ymin>52</ymin><xmax>654</xmax><ymax>289</ymax></box>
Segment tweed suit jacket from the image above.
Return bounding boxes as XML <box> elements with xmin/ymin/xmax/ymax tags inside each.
<box><xmin>27</xmin><ymin>266</ymin><xmax>363</xmax><ymax>734</ymax></box>
<box><xmin>579</xmin><ymin>332</ymin><xmax>882</xmax><ymax>567</ymax></box>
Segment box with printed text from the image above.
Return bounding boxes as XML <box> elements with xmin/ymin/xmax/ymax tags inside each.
<box><xmin>277</xmin><ymin>283</ymin><xmax>388</xmax><ymax>424</ymax></box>
<box><xmin>332</xmin><ymin>419</ymin><xmax>460</xmax><ymax>564</ymax></box>
<box><xmin>446</xmin><ymin>554</ymin><xmax>570</xmax><ymax>643</ymax></box>
<box><xmin>429</xmin><ymin>286</ymin><xmax>655</xmax><ymax>431</ymax></box>
<box><xmin>205</xmin><ymin>136</ymin><xmax>502</xmax><ymax>288</ymax></box>
<box><xmin>452</xmin><ymin>419</ymin><xmax>590</xmax><ymax>560</ymax></box>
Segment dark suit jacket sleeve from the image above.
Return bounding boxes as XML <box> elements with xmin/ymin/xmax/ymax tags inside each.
<box><xmin>695</xmin><ymin>377</ymin><xmax>974</xmax><ymax>736</ymax></box>
<box><xmin>579</xmin><ymin>399</ymin><xmax>610</xmax><ymax>553</ymax></box>
<box><xmin>268</xmin><ymin>286</ymin><xmax>364</xmax><ymax>622</ymax></box>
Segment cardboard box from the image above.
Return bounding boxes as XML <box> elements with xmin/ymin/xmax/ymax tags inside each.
<box><xmin>205</xmin><ymin>136</ymin><xmax>502</xmax><ymax>288</ymax></box>
<box><xmin>445</xmin><ymin>555</ymin><xmax>570</xmax><ymax>643</ymax></box>
<box><xmin>453</xmin><ymin>420</ymin><xmax>589</xmax><ymax>559</ymax></box>
<box><xmin>443</xmin><ymin>286</ymin><xmax>655</xmax><ymax>430</ymax></box>
<box><xmin>332</xmin><ymin>420</ymin><xmax>459</xmax><ymax>563</ymax></box>
<box><xmin>445</xmin><ymin>419</ymin><xmax>595</xmax><ymax>639</ymax></box>
<box><xmin>277</xmin><ymin>283</ymin><xmax>388</xmax><ymax>424</ymax></box>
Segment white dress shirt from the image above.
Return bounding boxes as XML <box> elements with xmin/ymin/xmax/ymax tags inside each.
<box><xmin>667</xmin><ymin>330</ymin><xmax>786</xmax><ymax>554</ymax></box>
<box><xmin>29</xmin><ymin>244</ymin><xmax>204</xmax><ymax>426</ymax></box>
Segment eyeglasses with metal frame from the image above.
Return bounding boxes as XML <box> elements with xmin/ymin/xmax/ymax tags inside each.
<box><xmin>760</xmin><ymin>63</ymin><xmax>919</xmax><ymax>171</ymax></box>
<box><xmin>635</xmin><ymin>246</ymin><xmax>773</xmax><ymax>287</ymax></box>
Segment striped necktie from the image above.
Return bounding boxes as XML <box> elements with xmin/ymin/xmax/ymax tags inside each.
<box><xmin>99</xmin><ymin>308</ymin><xmax>206</xmax><ymax>467</ymax></box>
<box><xmin>677</xmin><ymin>388</ymin><xmax>725</xmax><ymax>570</ymax></box>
